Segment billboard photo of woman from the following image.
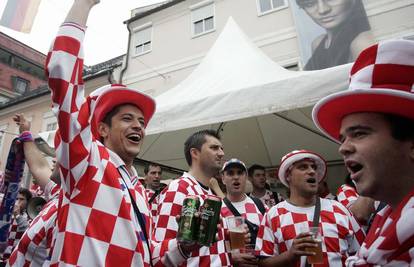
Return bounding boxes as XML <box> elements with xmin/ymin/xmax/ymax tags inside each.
<box><xmin>291</xmin><ymin>0</ymin><xmax>376</xmax><ymax>70</ymax></box>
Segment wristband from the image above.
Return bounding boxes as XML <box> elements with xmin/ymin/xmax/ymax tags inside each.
<box><xmin>19</xmin><ymin>131</ymin><xmax>34</xmax><ymax>142</ymax></box>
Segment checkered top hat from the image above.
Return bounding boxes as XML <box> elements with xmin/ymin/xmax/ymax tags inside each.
<box><xmin>312</xmin><ymin>39</ymin><xmax>414</xmax><ymax>142</ymax></box>
<box><xmin>221</xmin><ymin>158</ymin><xmax>248</xmax><ymax>173</ymax></box>
<box><xmin>278</xmin><ymin>150</ymin><xmax>327</xmax><ymax>187</ymax></box>
<box><xmin>88</xmin><ymin>84</ymin><xmax>156</xmax><ymax>139</ymax></box>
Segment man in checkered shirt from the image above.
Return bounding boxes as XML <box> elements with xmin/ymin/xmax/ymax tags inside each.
<box><xmin>43</xmin><ymin>0</ymin><xmax>187</xmax><ymax>265</ymax></box>
<box><xmin>221</xmin><ymin>158</ymin><xmax>267</xmax><ymax>266</ymax></box>
<box><xmin>153</xmin><ymin>130</ymin><xmax>233</xmax><ymax>266</ymax></box>
<box><xmin>7</xmin><ymin>114</ymin><xmax>60</xmax><ymax>266</ymax></box>
<box><xmin>313</xmin><ymin>39</ymin><xmax>414</xmax><ymax>266</ymax></box>
<box><xmin>144</xmin><ymin>163</ymin><xmax>163</xmax><ymax>219</ymax></box>
<box><xmin>256</xmin><ymin>150</ymin><xmax>365</xmax><ymax>266</ymax></box>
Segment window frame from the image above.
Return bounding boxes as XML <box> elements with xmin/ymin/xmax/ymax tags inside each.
<box><xmin>12</xmin><ymin>76</ymin><xmax>30</xmax><ymax>94</ymax></box>
<box><xmin>190</xmin><ymin>0</ymin><xmax>216</xmax><ymax>38</ymax></box>
<box><xmin>132</xmin><ymin>22</ymin><xmax>153</xmax><ymax>57</ymax></box>
<box><xmin>256</xmin><ymin>0</ymin><xmax>289</xmax><ymax>16</ymax></box>
<box><xmin>42</xmin><ymin>111</ymin><xmax>58</xmax><ymax>132</ymax></box>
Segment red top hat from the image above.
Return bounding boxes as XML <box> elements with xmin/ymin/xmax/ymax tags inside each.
<box><xmin>278</xmin><ymin>150</ymin><xmax>327</xmax><ymax>187</ymax></box>
<box><xmin>88</xmin><ymin>84</ymin><xmax>156</xmax><ymax>139</ymax></box>
<box><xmin>312</xmin><ymin>39</ymin><xmax>414</xmax><ymax>142</ymax></box>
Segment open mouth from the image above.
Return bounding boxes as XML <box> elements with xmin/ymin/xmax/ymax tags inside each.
<box><xmin>127</xmin><ymin>133</ymin><xmax>141</xmax><ymax>143</ymax></box>
<box><xmin>346</xmin><ymin>161</ymin><xmax>363</xmax><ymax>176</ymax></box>
<box><xmin>306</xmin><ymin>177</ymin><xmax>317</xmax><ymax>184</ymax></box>
<box><xmin>233</xmin><ymin>182</ymin><xmax>241</xmax><ymax>187</ymax></box>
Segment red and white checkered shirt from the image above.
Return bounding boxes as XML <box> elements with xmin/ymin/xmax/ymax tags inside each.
<box><xmin>337</xmin><ymin>185</ymin><xmax>359</xmax><ymax>209</ymax></box>
<box><xmin>153</xmin><ymin>172</ymin><xmax>231</xmax><ymax>267</ymax></box>
<box><xmin>256</xmin><ymin>198</ymin><xmax>365</xmax><ymax>266</ymax></box>
<box><xmin>0</xmin><ymin>213</ymin><xmax>29</xmax><ymax>264</ymax></box>
<box><xmin>46</xmin><ymin>23</ymin><xmax>153</xmax><ymax>266</ymax></box>
<box><xmin>8</xmin><ymin>182</ymin><xmax>60</xmax><ymax>267</ymax></box>
<box><xmin>146</xmin><ymin>188</ymin><xmax>159</xmax><ymax>219</ymax></box>
<box><xmin>221</xmin><ymin>195</ymin><xmax>267</xmax><ymax>227</ymax></box>
<box><xmin>346</xmin><ymin>189</ymin><xmax>414</xmax><ymax>266</ymax></box>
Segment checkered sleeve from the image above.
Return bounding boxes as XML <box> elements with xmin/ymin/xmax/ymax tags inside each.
<box><xmin>335</xmin><ymin>202</ymin><xmax>365</xmax><ymax>254</ymax></box>
<box><xmin>45</xmin><ymin>22</ymin><xmax>93</xmax><ymax>196</ymax></box>
<box><xmin>336</xmin><ymin>185</ymin><xmax>358</xmax><ymax>209</ymax></box>
<box><xmin>151</xmin><ymin>180</ymin><xmax>188</xmax><ymax>266</ymax></box>
<box><xmin>256</xmin><ymin>207</ymin><xmax>278</xmax><ymax>257</ymax></box>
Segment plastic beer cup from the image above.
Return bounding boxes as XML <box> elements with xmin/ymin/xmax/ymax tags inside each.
<box><xmin>226</xmin><ymin>216</ymin><xmax>245</xmax><ymax>253</ymax></box>
<box><xmin>306</xmin><ymin>226</ymin><xmax>323</xmax><ymax>264</ymax></box>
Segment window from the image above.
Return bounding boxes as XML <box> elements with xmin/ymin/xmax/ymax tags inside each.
<box><xmin>134</xmin><ymin>24</ymin><xmax>152</xmax><ymax>56</ymax></box>
<box><xmin>12</xmin><ymin>76</ymin><xmax>30</xmax><ymax>94</ymax></box>
<box><xmin>257</xmin><ymin>0</ymin><xmax>287</xmax><ymax>15</ymax></box>
<box><xmin>191</xmin><ymin>2</ymin><xmax>215</xmax><ymax>37</ymax></box>
<box><xmin>42</xmin><ymin>111</ymin><xmax>57</xmax><ymax>132</ymax></box>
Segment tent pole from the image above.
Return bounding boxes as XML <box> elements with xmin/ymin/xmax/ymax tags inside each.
<box><xmin>272</xmin><ymin>113</ymin><xmax>338</xmax><ymax>144</ymax></box>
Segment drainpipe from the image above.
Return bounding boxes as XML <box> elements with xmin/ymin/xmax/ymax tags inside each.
<box><xmin>119</xmin><ymin>22</ymin><xmax>132</xmax><ymax>84</ymax></box>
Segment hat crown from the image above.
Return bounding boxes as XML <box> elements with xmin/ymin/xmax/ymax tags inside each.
<box><xmin>349</xmin><ymin>40</ymin><xmax>414</xmax><ymax>93</ymax></box>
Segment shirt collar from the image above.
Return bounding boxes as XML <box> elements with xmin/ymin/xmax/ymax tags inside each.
<box><xmin>107</xmin><ymin>149</ymin><xmax>138</xmax><ymax>178</ymax></box>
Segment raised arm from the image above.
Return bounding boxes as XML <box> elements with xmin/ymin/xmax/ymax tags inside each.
<box><xmin>64</xmin><ymin>0</ymin><xmax>99</xmax><ymax>26</ymax></box>
<box><xmin>45</xmin><ymin>0</ymin><xmax>99</xmax><ymax>195</ymax></box>
<box><xmin>13</xmin><ymin>114</ymin><xmax>51</xmax><ymax>190</ymax></box>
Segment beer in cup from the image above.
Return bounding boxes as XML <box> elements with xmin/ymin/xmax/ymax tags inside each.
<box><xmin>226</xmin><ymin>216</ymin><xmax>245</xmax><ymax>252</ymax></box>
<box><xmin>306</xmin><ymin>226</ymin><xmax>323</xmax><ymax>264</ymax></box>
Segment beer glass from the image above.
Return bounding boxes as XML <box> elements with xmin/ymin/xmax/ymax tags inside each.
<box><xmin>226</xmin><ymin>216</ymin><xmax>245</xmax><ymax>252</ymax></box>
<box><xmin>306</xmin><ymin>226</ymin><xmax>323</xmax><ymax>264</ymax></box>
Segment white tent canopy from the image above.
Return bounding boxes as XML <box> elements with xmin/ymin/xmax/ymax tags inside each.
<box><xmin>141</xmin><ymin>17</ymin><xmax>350</xmax><ymax>179</ymax></box>
<box><xmin>147</xmin><ymin>17</ymin><xmax>351</xmax><ymax>135</ymax></box>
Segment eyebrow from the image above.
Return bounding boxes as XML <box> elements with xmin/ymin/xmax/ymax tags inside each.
<box><xmin>339</xmin><ymin>125</ymin><xmax>373</xmax><ymax>141</ymax></box>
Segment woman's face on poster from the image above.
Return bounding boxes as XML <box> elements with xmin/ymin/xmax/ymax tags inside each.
<box><xmin>298</xmin><ymin>0</ymin><xmax>355</xmax><ymax>30</ymax></box>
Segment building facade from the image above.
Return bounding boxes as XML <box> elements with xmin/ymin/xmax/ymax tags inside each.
<box><xmin>119</xmin><ymin>0</ymin><xmax>414</xmax><ymax>97</ymax></box>
<box><xmin>0</xmin><ymin>31</ymin><xmax>47</xmax><ymax>104</ymax></box>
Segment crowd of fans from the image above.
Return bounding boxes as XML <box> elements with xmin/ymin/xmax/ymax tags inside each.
<box><xmin>0</xmin><ymin>0</ymin><xmax>413</xmax><ymax>266</ymax></box>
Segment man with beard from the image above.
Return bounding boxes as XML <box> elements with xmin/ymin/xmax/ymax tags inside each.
<box><xmin>256</xmin><ymin>150</ymin><xmax>364</xmax><ymax>266</ymax></box>
<box><xmin>312</xmin><ymin>39</ymin><xmax>414</xmax><ymax>266</ymax></box>
<box><xmin>153</xmin><ymin>130</ymin><xmax>232</xmax><ymax>266</ymax></box>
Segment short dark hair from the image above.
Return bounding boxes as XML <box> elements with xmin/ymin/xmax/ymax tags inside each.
<box><xmin>382</xmin><ymin>113</ymin><xmax>414</xmax><ymax>141</ymax></box>
<box><xmin>101</xmin><ymin>105</ymin><xmax>121</xmax><ymax>128</ymax></box>
<box><xmin>18</xmin><ymin>188</ymin><xmax>32</xmax><ymax>202</ymax></box>
<box><xmin>184</xmin><ymin>129</ymin><xmax>221</xmax><ymax>166</ymax></box>
<box><xmin>144</xmin><ymin>163</ymin><xmax>161</xmax><ymax>175</ymax></box>
<box><xmin>248</xmin><ymin>164</ymin><xmax>265</xmax><ymax>177</ymax></box>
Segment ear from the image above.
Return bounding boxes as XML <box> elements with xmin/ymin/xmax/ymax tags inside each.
<box><xmin>190</xmin><ymin>147</ymin><xmax>200</xmax><ymax>163</ymax></box>
<box><xmin>97</xmin><ymin>122</ymin><xmax>110</xmax><ymax>140</ymax></box>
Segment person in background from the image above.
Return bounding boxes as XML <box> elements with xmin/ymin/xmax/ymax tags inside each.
<box><xmin>248</xmin><ymin>164</ymin><xmax>281</xmax><ymax>207</ymax></box>
<box><xmin>8</xmin><ymin>114</ymin><xmax>60</xmax><ymax>267</ymax></box>
<box><xmin>144</xmin><ymin>163</ymin><xmax>162</xmax><ymax>218</ymax></box>
<box><xmin>221</xmin><ymin>158</ymin><xmax>266</xmax><ymax>267</ymax></box>
<box><xmin>0</xmin><ymin>188</ymin><xmax>32</xmax><ymax>266</ymax></box>
<box><xmin>318</xmin><ymin>181</ymin><xmax>336</xmax><ymax>200</ymax></box>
